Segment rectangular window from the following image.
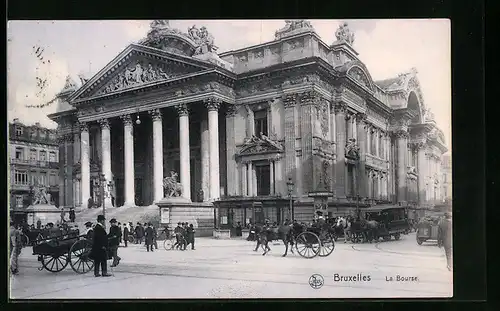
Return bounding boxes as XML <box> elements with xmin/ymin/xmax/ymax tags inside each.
<box><xmin>39</xmin><ymin>150</ymin><xmax>47</xmax><ymax>162</ymax></box>
<box><xmin>16</xmin><ymin>127</ymin><xmax>23</xmax><ymax>136</ymax></box>
<box><xmin>255</xmin><ymin>163</ymin><xmax>270</xmax><ymax>196</ymax></box>
<box><xmin>39</xmin><ymin>172</ymin><xmax>47</xmax><ymax>185</ymax></box>
<box><xmin>14</xmin><ymin>170</ymin><xmax>28</xmax><ymax>185</ymax></box>
<box><xmin>49</xmin><ymin>151</ymin><xmax>56</xmax><ymax>162</ymax></box>
<box><xmin>254</xmin><ymin>109</ymin><xmax>268</xmax><ymax>137</ymax></box>
<box><xmin>30</xmin><ymin>149</ymin><xmax>37</xmax><ymax>161</ymax></box>
<box><xmin>15</xmin><ymin>147</ymin><xmax>24</xmax><ymax>160</ymax></box>
<box><xmin>50</xmin><ymin>173</ymin><xmax>57</xmax><ymax>186</ymax></box>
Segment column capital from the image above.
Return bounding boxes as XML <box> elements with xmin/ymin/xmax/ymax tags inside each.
<box><xmin>120</xmin><ymin>114</ymin><xmax>134</xmax><ymax>126</ymax></box>
<box><xmin>299</xmin><ymin>91</ymin><xmax>318</xmax><ymax>106</ymax></box>
<box><xmin>355</xmin><ymin>112</ymin><xmax>367</xmax><ymax>123</ymax></box>
<box><xmin>175</xmin><ymin>104</ymin><xmax>189</xmax><ymax>117</ymax></box>
<box><xmin>226</xmin><ymin>104</ymin><xmax>238</xmax><ymax>117</ymax></box>
<box><xmin>98</xmin><ymin>119</ymin><xmax>110</xmax><ymax>130</ymax></box>
<box><xmin>412</xmin><ymin>141</ymin><xmax>427</xmax><ymax>151</ymax></box>
<box><xmin>65</xmin><ymin>133</ymin><xmax>74</xmax><ymax>143</ymax></box>
<box><xmin>282</xmin><ymin>93</ymin><xmax>298</xmax><ymax>108</ymax></box>
<box><xmin>204</xmin><ymin>97</ymin><xmax>222</xmax><ymax>111</ymax></box>
<box><xmin>392</xmin><ymin>129</ymin><xmax>409</xmax><ymax>139</ymax></box>
<box><xmin>333</xmin><ymin>102</ymin><xmax>347</xmax><ymax>114</ymax></box>
<box><xmin>80</xmin><ymin>122</ymin><xmax>89</xmax><ymax>133</ymax></box>
<box><xmin>149</xmin><ymin>109</ymin><xmax>162</xmax><ymax>121</ymax></box>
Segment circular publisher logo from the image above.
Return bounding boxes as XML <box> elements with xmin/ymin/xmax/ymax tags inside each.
<box><xmin>309</xmin><ymin>274</ymin><xmax>324</xmax><ymax>289</ymax></box>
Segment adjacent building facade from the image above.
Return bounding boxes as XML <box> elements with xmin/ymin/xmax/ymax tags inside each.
<box><xmin>441</xmin><ymin>154</ymin><xmax>452</xmax><ymax>204</ymax></box>
<box><xmin>8</xmin><ymin>119</ymin><xmax>60</xmax><ymax>222</ymax></box>
<box><xmin>48</xmin><ymin>20</ymin><xmax>448</xmax><ymax>225</ymax></box>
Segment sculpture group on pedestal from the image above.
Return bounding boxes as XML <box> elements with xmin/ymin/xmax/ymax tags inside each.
<box><xmin>32</xmin><ymin>184</ymin><xmax>52</xmax><ymax>205</ymax></box>
<box><xmin>163</xmin><ymin>171</ymin><xmax>183</xmax><ymax>197</ymax></box>
<box><xmin>335</xmin><ymin>22</ymin><xmax>355</xmax><ymax>45</ymax></box>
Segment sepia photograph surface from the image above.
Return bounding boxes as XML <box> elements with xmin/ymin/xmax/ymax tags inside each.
<box><xmin>7</xmin><ymin>19</ymin><xmax>452</xmax><ymax>299</ymax></box>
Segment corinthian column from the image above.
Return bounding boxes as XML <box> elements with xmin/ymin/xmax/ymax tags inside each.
<box><xmin>176</xmin><ymin>104</ymin><xmax>191</xmax><ymax>201</ymax></box>
<box><xmin>205</xmin><ymin>98</ymin><xmax>221</xmax><ymax>200</ymax></box>
<box><xmin>80</xmin><ymin>123</ymin><xmax>91</xmax><ymax>208</ymax></box>
<box><xmin>334</xmin><ymin>102</ymin><xmax>347</xmax><ymax>199</ymax></box>
<box><xmin>356</xmin><ymin>113</ymin><xmax>367</xmax><ymax>198</ymax></box>
<box><xmin>395</xmin><ymin>130</ymin><xmax>409</xmax><ymax>204</ymax></box>
<box><xmin>149</xmin><ymin>109</ymin><xmax>164</xmax><ymax>203</ymax></box>
<box><xmin>416</xmin><ymin>142</ymin><xmax>427</xmax><ymax>206</ymax></box>
<box><xmin>121</xmin><ymin>115</ymin><xmax>135</xmax><ymax>206</ymax></box>
<box><xmin>200</xmin><ymin>119</ymin><xmax>209</xmax><ymax>201</ymax></box>
<box><xmin>99</xmin><ymin>119</ymin><xmax>113</xmax><ymax>208</ymax></box>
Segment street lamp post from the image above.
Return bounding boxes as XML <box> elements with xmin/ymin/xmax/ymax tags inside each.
<box><xmin>286</xmin><ymin>177</ymin><xmax>295</xmax><ymax>221</ymax></box>
<box><xmin>97</xmin><ymin>173</ymin><xmax>114</xmax><ymax>230</ymax></box>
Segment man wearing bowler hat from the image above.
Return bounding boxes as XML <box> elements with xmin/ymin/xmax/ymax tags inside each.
<box><xmin>108</xmin><ymin>218</ymin><xmax>121</xmax><ymax>267</ymax></box>
<box><xmin>90</xmin><ymin>215</ymin><xmax>111</xmax><ymax>277</ymax></box>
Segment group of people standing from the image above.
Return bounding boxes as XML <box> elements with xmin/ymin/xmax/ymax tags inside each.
<box><xmin>173</xmin><ymin>222</ymin><xmax>196</xmax><ymax>250</ymax></box>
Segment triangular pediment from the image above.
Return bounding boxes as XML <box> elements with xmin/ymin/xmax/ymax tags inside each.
<box><xmin>238</xmin><ymin>135</ymin><xmax>284</xmax><ymax>156</ymax></box>
<box><xmin>69</xmin><ymin>44</ymin><xmax>213</xmax><ymax>102</ymax></box>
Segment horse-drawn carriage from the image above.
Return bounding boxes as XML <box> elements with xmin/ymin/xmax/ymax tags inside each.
<box><xmin>362</xmin><ymin>206</ymin><xmax>410</xmax><ymax>241</ymax></box>
<box><xmin>255</xmin><ymin>221</ymin><xmax>335</xmax><ymax>259</ymax></box>
<box><xmin>32</xmin><ymin>233</ymin><xmax>110</xmax><ymax>274</ymax></box>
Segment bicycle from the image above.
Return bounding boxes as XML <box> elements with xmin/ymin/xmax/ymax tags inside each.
<box><xmin>164</xmin><ymin>232</ymin><xmax>187</xmax><ymax>251</ymax></box>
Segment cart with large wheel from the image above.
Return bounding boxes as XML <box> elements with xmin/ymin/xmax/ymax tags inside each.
<box><xmin>292</xmin><ymin>225</ymin><xmax>335</xmax><ymax>259</ymax></box>
<box><xmin>32</xmin><ymin>234</ymin><xmax>111</xmax><ymax>274</ymax></box>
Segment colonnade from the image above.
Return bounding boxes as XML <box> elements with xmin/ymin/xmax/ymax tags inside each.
<box><xmin>78</xmin><ymin>99</ymin><xmax>223</xmax><ymax>207</ymax></box>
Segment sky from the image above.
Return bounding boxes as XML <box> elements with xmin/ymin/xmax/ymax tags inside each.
<box><xmin>7</xmin><ymin>19</ymin><xmax>451</xmax><ymax>150</ymax></box>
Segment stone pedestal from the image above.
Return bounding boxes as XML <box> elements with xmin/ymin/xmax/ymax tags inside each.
<box><xmin>157</xmin><ymin>198</ymin><xmax>214</xmax><ymax>237</ymax></box>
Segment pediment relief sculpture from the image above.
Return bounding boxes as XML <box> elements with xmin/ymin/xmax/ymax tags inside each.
<box><xmin>348</xmin><ymin>67</ymin><xmax>371</xmax><ymax>90</ymax></box>
<box><xmin>345</xmin><ymin>138</ymin><xmax>360</xmax><ymax>159</ymax></box>
<box><xmin>239</xmin><ymin>134</ymin><xmax>284</xmax><ymax>156</ymax></box>
<box><xmin>97</xmin><ymin>61</ymin><xmax>175</xmax><ymax>95</ymax></box>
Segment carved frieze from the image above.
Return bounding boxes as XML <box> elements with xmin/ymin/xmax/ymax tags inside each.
<box><xmin>366</xmin><ymin>108</ymin><xmax>386</xmax><ymax>123</ymax></box>
<box><xmin>287</xmin><ymin>38</ymin><xmax>305</xmax><ymax>50</ymax></box>
<box><xmin>253</xmin><ymin>49</ymin><xmax>264</xmax><ymax>59</ymax></box>
<box><xmin>98</xmin><ymin>62</ymin><xmax>175</xmax><ymax>95</ymax></box>
<box><xmin>342</xmin><ymin>88</ymin><xmax>365</xmax><ymax>107</ymax></box>
<box><xmin>236</xmin><ymin>53</ymin><xmax>248</xmax><ymax>62</ymax></box>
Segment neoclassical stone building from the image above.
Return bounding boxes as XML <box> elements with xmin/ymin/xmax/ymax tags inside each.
<box><xmin>49</xmin><ymin>20</ymin><xmax>447</xmax><ymax>227</ymax></box>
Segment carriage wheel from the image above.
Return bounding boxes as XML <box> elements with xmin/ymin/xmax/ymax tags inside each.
<box><xmin>128</xmin><ymin>235</ymin><xmax>135</xmax><ymax>243</ymax></box>
<box><xmin>383</xmin><ymin>235</ymin><xmax>391</xmax><ymax>241</ymax></box>
<box><xmin>295</xmin><ymin>232</ymin><xmax>320</xmax><ymax>259</ymax></box>
<box><xmin>69</xmin><ymin>239</ymin><xmax>94</xmax><ymax>274</ymax></box>
<box><xmin>416</xmin><ymin>238</ymin><xmax>423</xmax><ymax>245</ymax></box>
<box><xmin>41</xmin><ymin>254</ymin><xmax>69</xmax><ymax>273</ymax></box>
<box><xmin>319</xmin><ymin>233</ymin><xmax>335</xmax><ymax>257</ymax></box>
<box><xmin>163</xmin><ymin>237</ymin><xmax>176</xmax><ymax>250</ymax></box>
<box><xmin>394</xmin><ymin>233</ymin><xmax>401</xmax><ymax>240</ymax></box>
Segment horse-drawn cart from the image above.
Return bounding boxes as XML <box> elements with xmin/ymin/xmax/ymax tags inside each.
<box><xmin>32</xmin><ymin>234</ymin><xmax>108</xmax><ymax>274</ymax></box>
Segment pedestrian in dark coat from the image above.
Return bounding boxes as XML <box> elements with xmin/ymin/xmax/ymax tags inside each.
<box><xmin>187</xmin><ymin>224</ymin><xmax>195</xmax><ymax>250</ymax></box>
<box><xmin>123</xmin><ymin>224</ymin><xmax>129</xmax><ymax>247</ymax></box>
<box><xmin>438</xmin><ymin>212</ymin><xmax>453</xmax><ymax>271</ymax></box>
<box><xmin>69</xmin><ymin>209</ymin><xmax>76</xmax><ymax>222</ymax></box>
<box><xmin>36</xmin><ymin>219</ymin><xmax>42</xmax><ymax>229</ymax></box>
<box><xmin>134</xmin><ymin>223</ymin><xmax>143</xmax><ymax>244</ymax></box>
<box><xmin>144</xmin><ymin>223</ymin><xmax>155</xmax><ymax>252</ymax></box>
<box><xmin>108</xmin><ymin>218</ymin><xmax>121</xmax><ymax>267</ymax></box>
<box><xmin>117</xmin><ymin>223</ymin><xmax>123</xmax><ymax>245</ymax></box>
<box><xmin>90</xmin><ymin>215</ymin><xmax>111</xmax><ymax>277</ymax></box>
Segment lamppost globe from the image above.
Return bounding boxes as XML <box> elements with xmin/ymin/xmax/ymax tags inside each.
<box><xmin>136</xmin><ymin>115</ymin><xmax>141</xmax><ymax>125</ymax></box>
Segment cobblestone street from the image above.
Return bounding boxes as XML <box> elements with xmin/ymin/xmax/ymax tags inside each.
<box><xmin>10</xmin><ymin>233</ymin><xmax>452</xmax><ymax>299</ymax></box>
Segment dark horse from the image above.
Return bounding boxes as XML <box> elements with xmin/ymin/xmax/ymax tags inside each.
<box><xmin>349</xmin><ymin>218</ymin><xmax>379</xmax><ymax>243</ymax></box>
<box><xmin>253</xmin><ymin>221</ymin><xmax>304</xmax><ymax>257</ymax></box>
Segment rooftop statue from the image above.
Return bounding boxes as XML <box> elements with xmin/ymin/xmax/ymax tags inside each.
<box><xmin>61</xmin><ymin>75</ymin><xmax>77</xmax><ymax>93</ymax></box>
<box><xmin>275</xmin><ymin>20</ymin><xmax>314</xmax><ymax>40</ymax></box>
<box><xmin>188</xmin><ymin>25</ymin><xmax>218</xmax><ymax>55</ymax></box>
<box><xmin>150</xmin><ymin>20</ymin><xmax>170</xmax><ymax>29</ymax></box>
<box><xmin>335</xmin><ymin>22</ymin><xmax>355</xmax><ymax>46</ymax></box>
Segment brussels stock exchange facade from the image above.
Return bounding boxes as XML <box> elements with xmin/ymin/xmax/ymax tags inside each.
<box><xmin>49</xmin><ymin>20</ymin><xmax>447</xmax><ymax>230</ymax></box>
